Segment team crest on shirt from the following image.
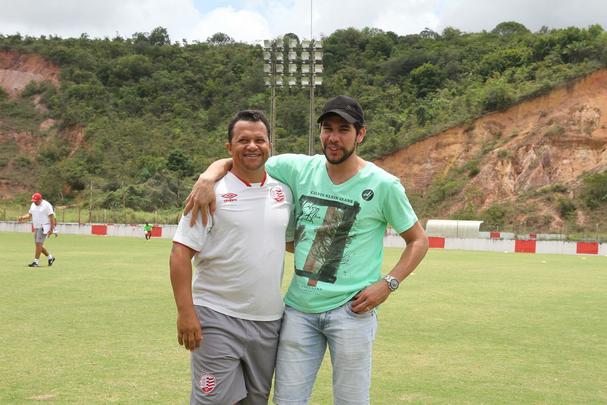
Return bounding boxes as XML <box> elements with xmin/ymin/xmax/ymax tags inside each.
<box><xmin>221</xmin><ymin>193</ymin><xmax>238</xmax><ymax>202</ymax></box>
<box><xmin>200</xmin><ymin>373</ymin><xmax>216</xmax><ymax>394</ymax></box>
<box><xmin>270</xmin><ymin>186</ymin><xmax>285</xmax><ymax>202</ymax></box>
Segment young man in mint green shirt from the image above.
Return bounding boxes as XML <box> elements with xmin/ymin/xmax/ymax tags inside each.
<box><xmin>264</xmin><ymin>152</ymin><xmax>419</xmax><ymax>314</ymax></box>
<box><xmin>186</xmin><ymin>95</ymin><xmax>428</xmax><ymax>405</ymax></box>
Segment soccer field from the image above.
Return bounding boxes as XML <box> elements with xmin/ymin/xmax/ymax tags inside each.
<box><xmin>1</xmin><ymin>232</ymin><xmax>606</xmax><ymax>404</ymax></box>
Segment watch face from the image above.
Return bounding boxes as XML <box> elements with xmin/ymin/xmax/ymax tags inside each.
<box><xmin>385</xmin><ymin>276</ymin><xmax>399</xmax><ymax>290</ymax></box>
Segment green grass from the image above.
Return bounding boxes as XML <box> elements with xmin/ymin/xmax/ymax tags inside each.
<box><xmin>1</xmin><ymin>232</ymin><xmax>606</xmax><ymax>404</ymax></box>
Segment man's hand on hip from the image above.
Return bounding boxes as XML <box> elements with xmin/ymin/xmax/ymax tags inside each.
<box><xmin>350</xmin><ymin>280</ymin><xmax>391</xmax><ymax>313</ymax></box>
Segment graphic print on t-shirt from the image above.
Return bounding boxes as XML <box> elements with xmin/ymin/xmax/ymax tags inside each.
<box><xmin>295</xmin><ymin>194</ymin><xmax>360</xmax><ymax>286</ymax></box>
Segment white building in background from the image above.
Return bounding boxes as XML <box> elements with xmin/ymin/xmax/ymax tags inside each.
<box><xmin>425</xmin><ymin>219</ymin><xmax>483</xmax><ymax>239</ymax></box>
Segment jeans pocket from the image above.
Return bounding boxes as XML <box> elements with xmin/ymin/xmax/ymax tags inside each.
<box><xmin>344</xmin><ymin>302</ymin><xmax>373</xmax><ymax>319</ymax></box>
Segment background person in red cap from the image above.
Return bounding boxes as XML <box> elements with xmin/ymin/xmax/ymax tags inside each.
<box><xmin>17</xmin><ymin>192</ymin><xmax>57</xmax><ymax>267</ymax></box>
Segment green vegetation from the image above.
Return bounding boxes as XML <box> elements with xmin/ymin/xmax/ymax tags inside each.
<box><xmin>1</xmin><ymin>233</ymin><xmax>606</xmax><ymax>404</ymax></box>
<box><xmin>0</xmin><ymin>90</ymin><xmax>44</xmax><ymax>133</ymax></box>
<box><xmin>1</xmin><ymin>23</ymin><xmax>607</xmax><ymax>215</ymax></box>
<box><xmin>545</xmin><ymin>124</ymin><xmax>566</xmax><ymax>137</ymax></box>
<box><xmin>481</xmin><ymin>203</ymin><xmax>513</xmax><ymax>228</ymax></box>
<box><xmin>558</xmin><ymin>197</ymin><xmax>577</xmax><ymax>218</ymax></box>
<box><xmin>581</xmin><ymin>170</ymin><xmax>607</xmax><ymax>208</ymax></box>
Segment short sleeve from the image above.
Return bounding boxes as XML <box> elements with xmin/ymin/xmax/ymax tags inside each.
<box><xmin>382</xmin><ymin>179</ymin><xmax>418</xmax><ymax>234</ymax></box>
<box><xmin>265</xmin><ymin>154</ymin><xmax>310</xmax><ymax>189</ymax></box>
<box><xmin>172</xmin><ymin>212</ymin><xmax>210</xmax><ymax>252</ymax></box>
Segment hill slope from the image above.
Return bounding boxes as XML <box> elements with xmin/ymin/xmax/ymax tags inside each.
<box><xmin>1</xmin><ymin>55</ymin><xmax>606</xmax><ymax>230</ymax></box>
<box><xmin>376</xmin><ymin>69</ymin><xmax>607</xmax><ymax>229</ymax></box>
<box><xmin>1</xmin><ymin>24</ymin><xmax>606</xmax><ymax>230</ymax></box>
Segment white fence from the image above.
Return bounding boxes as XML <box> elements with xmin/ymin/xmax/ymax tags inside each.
<box><xmin>2</xmin><ymin>222</ymin><xmax>605</xmax><ymax>256</ymax></box>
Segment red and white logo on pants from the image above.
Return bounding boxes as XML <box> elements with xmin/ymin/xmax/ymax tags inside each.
<box><xmin>200</xmin><ymin>373</ymin><xmax>216</xmax><ymax>394</ymax></box>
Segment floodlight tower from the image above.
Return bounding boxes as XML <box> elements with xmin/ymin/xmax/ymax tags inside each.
<box><xmin>264</xmin><ymin>34</ymin><xmax>322</xmax><ymax>155</ymax></box>
<box><xmin>263</xmin><ymin>39</ymin><xmax>284</xmax><ymax>155</ymax></box>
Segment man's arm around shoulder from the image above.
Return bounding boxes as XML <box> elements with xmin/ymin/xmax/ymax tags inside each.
<box><xmin>184</xmin><ymin>158</ymin><xmax>233</xmax><ymax>226</ymax></box>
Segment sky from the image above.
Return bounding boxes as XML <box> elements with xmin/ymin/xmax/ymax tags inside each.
<box><xmin>1</xmin><ymin>0</ymin><xmax>606</xmax><ymax>44</ymax></box>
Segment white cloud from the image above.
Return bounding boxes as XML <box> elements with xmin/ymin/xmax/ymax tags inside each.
<box><xmin>372</xmin><ymin>1</ymin><xmax>441</xmax><ymax>35</ymax></box>
<box><xmin>255</xmin><ymin>0</ymin><xmax>439</xmax><ymax>41</ymax></box>
<box><xmin>189</xmin><ymin>6</ymin><xmax>271</xmax><ymax>43</ymax></box>
<box><xmin>0</xmin><ymin>0</ymin><xmax>606</xmax><ymax>43</ymax></box>
<box><xmin>438</xmin><ymin>0</ymin><xmax>607</xmax><ymax>33</ymax></box>
<box><xmin>0</xmin><ymin>0</ymin><xmax>200</xmax><ymax>40</ymax></box>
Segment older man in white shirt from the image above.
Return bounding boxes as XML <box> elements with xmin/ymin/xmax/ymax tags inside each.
<box><xmin>18</xmin><ymin>192</ymin><xmax>57</xmax><ymax>267</ymax></box>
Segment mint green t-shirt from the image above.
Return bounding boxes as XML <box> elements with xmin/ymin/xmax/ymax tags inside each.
<box><xmin>266</xmin><ymin>154</ymin><xmax>418</xmax><ymax>313</ymax></box>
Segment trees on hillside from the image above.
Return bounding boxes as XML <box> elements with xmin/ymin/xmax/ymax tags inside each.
<box><xmin>1</xmin><ymin>23</ymin><xmax>606</xmax><ymax>212</ymax></box>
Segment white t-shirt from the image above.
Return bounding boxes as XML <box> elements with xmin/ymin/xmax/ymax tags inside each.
<box><xmin>173</xmin><ymin>171</ymin><xmax>294</xmax><ymax>321</ymax></box>
<box><xmin>29</xmin><ymin>200</ymin><xmax>54</xmax><ymax>229</ymax></box>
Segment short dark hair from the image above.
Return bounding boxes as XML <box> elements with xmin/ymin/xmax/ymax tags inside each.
<box><xmin>227</xmin><ymin>110</ymin><xmax>271</xmax><ymax>143</ymax></box>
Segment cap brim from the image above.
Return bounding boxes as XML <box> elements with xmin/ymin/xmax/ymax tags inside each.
<box><xmin>317</xmin><ymin>110</ymin><xmax>358</xmax><ymax>124</ymax></box>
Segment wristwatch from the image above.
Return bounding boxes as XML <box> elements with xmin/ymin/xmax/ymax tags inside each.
<box><xmin>383</xmin><ymin>275</ymin><xmax>400</xmax><ymax>292</ymax></box>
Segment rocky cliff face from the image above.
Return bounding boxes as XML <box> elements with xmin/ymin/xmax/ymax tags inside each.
<box><xmin>0</xmin><ymin>51</ymin><xmax>62</xmax><ymax>198</ymax></box>
<box><xmin>0</xmin><ymin>51</ymin><xmax>60</xmax><ymax>96</ymax></box>
<box><xmin>375</xmin><ymin>69</ymin><xmax>607</xmax><ymax>227</ymax></box>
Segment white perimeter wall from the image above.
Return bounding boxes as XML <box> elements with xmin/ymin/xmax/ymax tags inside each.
<box><xmin>1</xmin><ymin>222</ymin><xmax>605</xmax><ymax>256</ymax></box>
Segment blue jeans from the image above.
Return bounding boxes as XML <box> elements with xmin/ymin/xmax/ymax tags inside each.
<box><xmin>273</xmin><ymin>302</ymin><xmax>377</xmax><ymax>405</ymax></box>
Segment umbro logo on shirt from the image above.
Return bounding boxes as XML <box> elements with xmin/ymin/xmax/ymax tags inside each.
<box><xmin>222</xmin><ymin>193</ymin><xmax>238</xmax><ymax>202</ymax></box>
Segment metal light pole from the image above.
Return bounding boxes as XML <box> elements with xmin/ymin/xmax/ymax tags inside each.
<box><xmin>264</xmin><ymin>39</ymin><xmax>286</xmax><ymax>155</ymax></box>
<box><xmin>301</xmin><ymin>39</ymin><xmax>323</xmax><ymax>155</ymax></box>
<box><xmin>305</xmin><ymin>0</ymin><xmax>323</xmax><ymax>154</ymax></box>
<box><xmin>264</xmin><ymin>34</ymin><xmax>322</xmax><ymax>155</ymax></box>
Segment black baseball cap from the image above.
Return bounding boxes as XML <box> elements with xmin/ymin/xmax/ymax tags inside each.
<box><xmin>317</xmin><ymin>95</ymin><xmax>365</xmax><ymax>126</ymax></box>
